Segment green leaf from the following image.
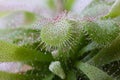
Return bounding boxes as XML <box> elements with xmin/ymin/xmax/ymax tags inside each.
<box><xmin>0</xmin><ymin>71</ymin><xmax>29</xmax><ymax>80</ymax></box>
<box><xmin>48</xmin><ymin>0</ymin><xmax>55</xmax><ymax>9</ymax></box>
<box><xmin>76</xmin><ymin>62</ymin><xmax>114</xmax><ymax>80</ymax></box>
<box><xmin>0</xmin><ymin>11</ymin><xmax>13</xmax><ymax>18</ymax></box>
<box><xmin>66</xmin><ymin>70</ymin><xmax>76</xmax><ymax>80</ymax></box>
<box><xmin>42</xmin><ymin>74</ymin><xmax>54</xmax><ymax>80</ymax></box>
<box><xmin>26</xmin><ymin>68</ymin><xmax>53</xmax><ymax>80</ymax></box>
<box><xmin>25</xmin><ymin>61</ymin><xmax>50</xmax><ymax>69</ymax></box>
<box><xmin>82</xmin><ymin>20</ymin><xmax>120</xmax><ymax>46</ymax></box>
<box><xmin>88</xmin><ymin>35</ymin><xmax>120</xmax><ymax>66</ymax></box>
<box><xmin>1</xmin><ymin>11</ymin><xmax>36</xmax><ymax>22</ymax></box>
<box><xmin>81</xmin><ymin>1</ymin><xmax>110</xmax><ymax>18</ymax></box>
<box><xmin>0</xmin><ymin>11</ymin><xmax>36</xmax><ymax>29</ymax></box>
<box><xmin>24</xmin><ymin>11</ymin><xmax>36</xmax><ymax>24</ymax></box>
<box><xmin>78</xmin><ymin>42</ymin><xmax>98</xmax><ymax>57</ymax></box>
<box><xmin>0</xmin><ymin>40</ymin><xmax>53</xmax><ymax>62</ymax></box>
<box><xmin>0</xmin><ymin>28</ymin><xmax>41</xmax><ymax>47</ymax></box>
<box><xmin>0</xmin><ymin>29</ymin><xmax>13</xmax><ymax>37</ymax></box>
<box><xmin>82</xmin><ymin>49</ymin><xmax>99</xmax><ymax>62</ymax></box>
<box><xmin>103</xmin><ymin>0</ymin><xmax>120</xmax><ymax>18</ymax></box>
<box><xmin>63</xmin><ymin>0</ymin><xmax>75</xmax><ymax>10</ymax></box>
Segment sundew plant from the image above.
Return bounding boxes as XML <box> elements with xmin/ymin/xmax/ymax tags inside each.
<box><xmin>0</xmin><ymin>0</ymin><xmax>120</xmax><ymax>80</ymax></box>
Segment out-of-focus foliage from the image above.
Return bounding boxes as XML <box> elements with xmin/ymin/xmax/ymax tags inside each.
<box><xmin>103</xmin><ymin>0</ymin><xmax>120</xmax><ymax>18</ymax></box>
<box><xmin>0</xmin><ymin>0</ymin><xmax>120</xmax><ymax>80</ymax></box>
